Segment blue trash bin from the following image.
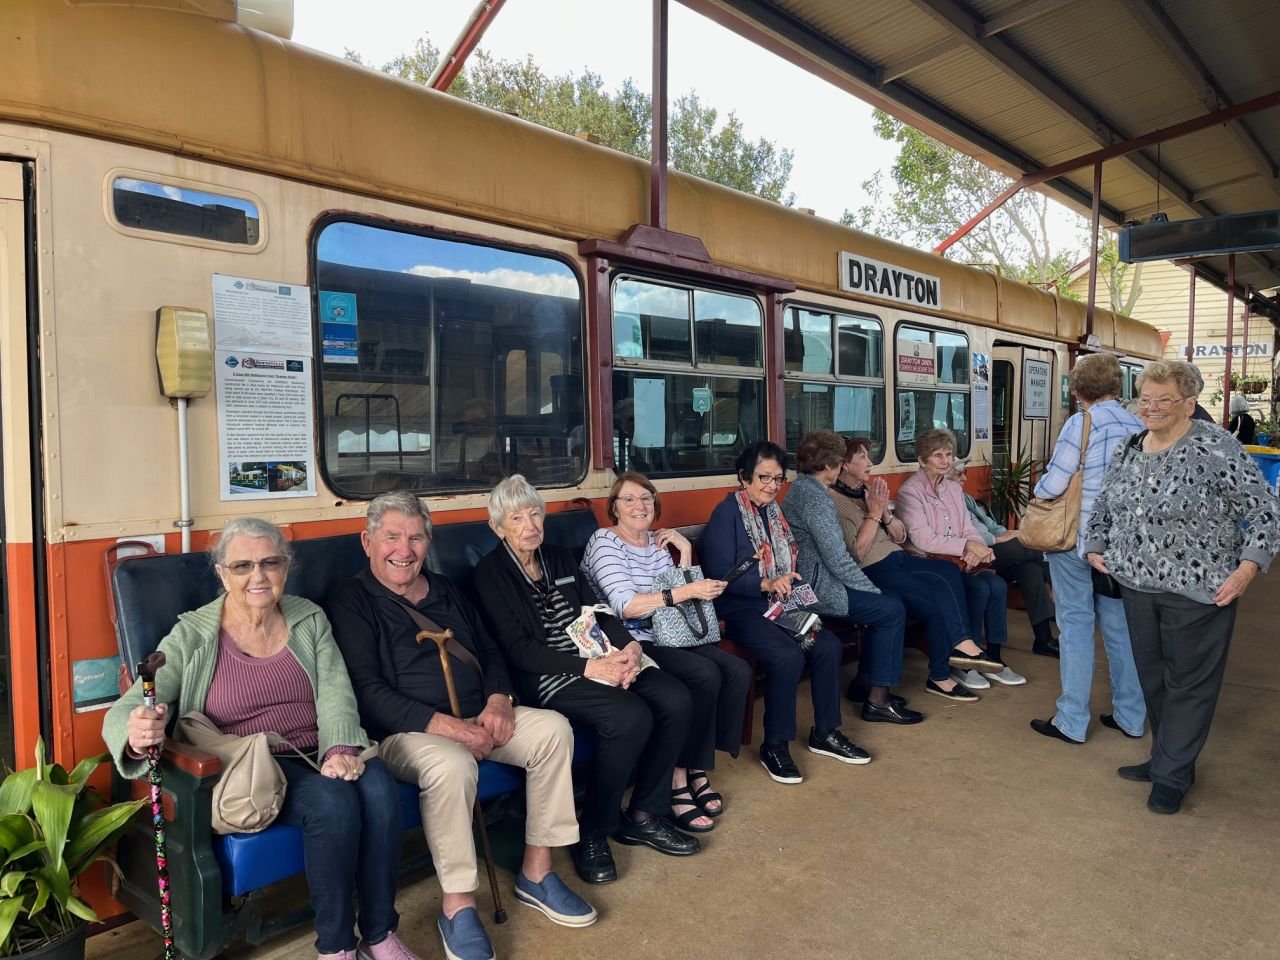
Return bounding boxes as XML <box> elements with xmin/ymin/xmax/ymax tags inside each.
<box><xmin>1249</xmin><ymin>452</ymin><xmax>1280</xmax><ymax>496</ymax></box>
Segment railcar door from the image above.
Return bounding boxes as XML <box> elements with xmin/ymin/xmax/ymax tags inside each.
<box><xmin>991</xmin><ymin>344</ymin><xmax>1054</xmax><ymax>468</ymax></box>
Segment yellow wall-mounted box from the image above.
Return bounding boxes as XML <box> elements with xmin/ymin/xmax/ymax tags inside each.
<box><xmin>155</xmin><ymin>306</ymin><xmax>212</xmax><ymax>399</ymax></box>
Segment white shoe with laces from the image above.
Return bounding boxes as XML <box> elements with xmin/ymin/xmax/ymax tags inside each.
<box><xmin>982</xmin><ymin>664</ymin><xmax>1028</xmax><ymax>686</ymax></box>
<box><xmin>951</xmin><ymin>668</ymin><xmax>990</xmax><ymax>690</ymax></box>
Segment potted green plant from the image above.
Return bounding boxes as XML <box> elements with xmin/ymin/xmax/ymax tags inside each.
<box><xmin>0</xmin><ymin>740</ymin><xmax>146</xmax><ymax>960</ymax></box>
<box><xmin>984</xmin><ymin>447</ymin><xmax>1039</xmax><ymax>527</ymax></box>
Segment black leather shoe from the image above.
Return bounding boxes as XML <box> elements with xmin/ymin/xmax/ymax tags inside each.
<box><xmin>1100</xmin><ymin>714</ymin><xmax>1143</xmax><ymax>739</ymax></box>
<box><xmin>807</xmin><ymin>727</ymin><xmax>871</xmax><ymax>764</ymax></box>
<box><xmin>1029</xmin><ymin>718</ymin><xmax>1083</xmax><ymax>744</ymax></box>
<box><xmin>1032</xmin><ymin>639</ymin><xmax>1061</xmax><ymax>658</ymax></box>
<box><xmin>759</xmin><ymin>741</ymin><xmax>803</xmax><ymax>784</ymax></box>
<box><xmin>861</xmin><ymin>699</ymin><xmax>924</xmax><ymax>725</ymax></box>
<box><xmin>846</xmin><ymin>682</ymin><xmax>907</xmax><ymax>708</ymax></box>
<box><xmin>1147</xmin><ymin>783</ymin><xmax>1182</xmax><ymax>815</ymax></box>
<box><xmin>571</xmin><ymin>833</ymin><xmax>617</xmax><ymax>884</ymax></box>
<box><xmin>1117</xmin><ymin>763</ymin><xmax>1152</xmax><ymax>782</ymax></box>
<box><xmin>614</xmin><ymin>816</ymin><xmax>700</xmax><ymax>856</ymax></box>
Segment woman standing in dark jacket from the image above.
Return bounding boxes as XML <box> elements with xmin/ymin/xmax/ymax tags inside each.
<box><xmin>700</xmin><ymin>441</ymin><xmax>869</xmax><ymax>786</ymax></box>
<box><xmin>472</xmin><ymin>475</ymin><xmax>698</xmax><ymax>887</ymax></box>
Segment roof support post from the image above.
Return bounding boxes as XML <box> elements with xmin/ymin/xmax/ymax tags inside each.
<box><xmin>1086</xmin><ymin>161</ymin><xmax>1102</xmax><ymax>340</ymax></box>
<box><xmin>1185</xmin><ymin>265</ymin><xmax>1196</xmax><ymax>362</ymax></box>
<box><xmin>429</xmin><ymin>0</ymin><xmax>507</xmax><ymax>91</ymax></box>
<box><xmin>1242</xmin><ymin>286</ymin><xmax>1251</xmax><ymax>380</ymax></box>
<box><xmin>650</xmin><ymin>0</ymin><xmax>669</xmax><ymax>230</ymax></box>
<box><xmin>1223</xmin><ymin>254</ymin><xmax>1236</xmax><ymax>426</ymax></box>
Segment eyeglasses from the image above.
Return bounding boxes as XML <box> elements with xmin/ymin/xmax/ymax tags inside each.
<box><xmin>223</xmin><ymin>556</ymin><xmax>288</xmax><ymax>576</ymax></box>
<box><xmin>617</xmin><ymin>494</ymin><xmax>655</xmax><ymax>507</ymax></box>
<box><xmin>1137</xmin><ymin>396</ymin><xmax>1188</xmax><ymax>409</ymax></box>
<box><xmin>755</xmin><ymin>473</ymin><xmax>786</xmax><ymax>486</ymax></box>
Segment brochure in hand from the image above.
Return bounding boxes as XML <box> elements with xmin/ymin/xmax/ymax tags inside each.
<box><xmin>762</xmin><ymin>580</ymin><xmax>821</xmax><ymax>648</ymax></box>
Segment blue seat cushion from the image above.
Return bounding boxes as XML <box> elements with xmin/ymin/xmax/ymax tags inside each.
<box><xmin>213</xmin><ymin>729</ymin><xmax>596</xmax><ymax>896</ymax></box>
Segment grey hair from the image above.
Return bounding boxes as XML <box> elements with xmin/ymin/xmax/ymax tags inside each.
<box><xmin>1230</xmin><ymin>394</ymin><xmax>1249</xmax><ymax>416</ymax></box>
<box><xmin>1137</xmin><ymin>360</ymin><xmax>1200</xmax><ymax>401</ymax></box>
<box><xmin>487</xmin><ymin>474</ymin><xmax>544</xmax><ymax>530</ymax></box>
<box><xmin>366</xmin><ymin>491</ymin><xmax>433</xmax><ymax>537</ymax></box>
<box><xmin>209</xmin><ymin>516</ymin><xmax>292</xmax><ymax>568</ymax></box>
<box><xmin>1187</xmin><ymin>364</ymin><xmax>1205</xmax><ymax>394</ymax></box>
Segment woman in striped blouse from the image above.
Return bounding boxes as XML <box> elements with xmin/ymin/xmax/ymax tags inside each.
<box><xmin>473</xmin><ymin>476</ymin><xmax>700</xmax><ymax>887</ymax></box>
<box><xmin>581</xmin><ymin>473</ymin><xmax>752</xmax><ymax>833</ymax></box>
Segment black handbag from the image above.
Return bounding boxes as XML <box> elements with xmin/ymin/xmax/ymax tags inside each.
<box><xmin>1091</xmin><ymin>567</ymin><xmax>1123</xmax><ymax>599</ymax></box>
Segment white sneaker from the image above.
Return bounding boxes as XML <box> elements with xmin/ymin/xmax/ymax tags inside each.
<box><xmin>982</xmin><ymin>665</ymin><xmax>1027</xmax><ymax>686</ymax></box>
<box><xmin>951</xmin><ymin>668</ymin><xmax>990</xmax><ymax>690</ymax></box>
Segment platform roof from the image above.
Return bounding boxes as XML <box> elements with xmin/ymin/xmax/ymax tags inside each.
<box><xmin>682</xmin><ymin>0</ymin><xmax>1280</xmax><ymax>312</ymax></box>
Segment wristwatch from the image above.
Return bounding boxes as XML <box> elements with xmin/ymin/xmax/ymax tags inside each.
<box><xmin>661</xmin><ymin>588</ymin><xmax>674</xmax><ymax>607</ymax></box>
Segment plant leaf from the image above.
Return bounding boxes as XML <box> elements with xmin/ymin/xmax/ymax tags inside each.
<box><xmin>63</xmin><ymin>895</ymin><xmax>97</xmax><ymax>923</ymax></box>
<box><xmin>29</xmin><ymin>872</ymin><xmax>50</xmax><ymax>917</ymax></box>
<box><xmin>65</xmin><ymin>799</ymin><xmax>145</xmax><ymax>878</ymax></box>
<box><xmin>64</xmin><ymin>756</ymin><xmax>108</xmax><ymax>787</ymax></box>
<box><xmin>0</xmin><ymin>814</ymin><xmax>35</xmax><ymax>859</ymax></box>
<box><xmin>5</xmin><ymin>840</ymin><xmax>46</xmax><ymax>867</ymax></box>
<box><xmin>29</xmin><ymin>783</ymin><xmax>76</xmax><ymax>873</ymax></box>
<box><xmin>0</xmin><ymin>872</ymin><xmax>25</xmax><ymax>898</ymax></box>
<box><xmin>0</xmin><ymin>896</ymin><xmax>24</xmax><ymax>952</ymax></box>
<box><xmin>0</xmin><ymin>770</ymin><xmax>37</xmax><ymax>817</ymax></box>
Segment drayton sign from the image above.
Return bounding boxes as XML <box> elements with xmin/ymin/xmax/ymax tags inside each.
<box><xmin>1185</xmin><ymin>342</ymin><xmax>1273</xmax><ymax>359</ymax></box>
<box><xmin>839</xmin><ymin>253</ymin><xmax>941</xmax><ymax>310</ymax></box>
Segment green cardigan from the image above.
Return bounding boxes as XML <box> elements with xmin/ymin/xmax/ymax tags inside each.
<box><xmin>102</xmin><ymin>594</ymin><xmax>369</xmax><ymax>780</ymax></box>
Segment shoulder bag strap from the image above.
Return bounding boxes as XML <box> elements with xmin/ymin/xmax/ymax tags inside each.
<box><xmin>387</xmin><ymin>595</ymin><xmax>484</xmax><ymax>677</ymax></box>
<box><xmin>679</xmin><ymin>568</ymin><xmax>709</xmax><ymax>639</ymax></box>
<box><xmin>1075</xmin><ymin>412</ymin><xmax>1093</xmax><ymax>471</ymax></box>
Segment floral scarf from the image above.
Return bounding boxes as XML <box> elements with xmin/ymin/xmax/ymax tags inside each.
<box><xmin>734</xmin><ymin>489</ymin><xmax>798</xmax><ymax>581</ymax></box>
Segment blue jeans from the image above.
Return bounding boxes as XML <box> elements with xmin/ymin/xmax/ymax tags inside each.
<box><xmin>276</xmin><ymin>756</ymin><xmax>404</xmax><ymax>953</ymax></box>
<box><xmin>1045</xmin><ymin>550</ymin><xmax>1146</xmax><ymax>742</ymax></box>
<box><xmin>864</xmin><ymin>553</ymin><xmax>968</xmax><ymax>682</ymax></box>
<box><xmin>963</xmin><ymin>571</ymin><xmax>1008</xmax><ymax>649</ymax></box>
<box><xmin>845</xmin><ymin>588</ymin><xmax>907</xmax><ymax>687</ymax></box>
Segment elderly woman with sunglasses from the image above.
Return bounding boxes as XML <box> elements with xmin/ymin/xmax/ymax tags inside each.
<box><xmin>581</xmin><ymin>472</ymin><xmax>752</xmax><ymax>833</ymax></box>
<box><xmin>1084</xmin><ymin>360</ymin><xmax>1280</xmax><ymax>815</ymax></box>
<box><xmin>103</xmin><ymin>518</ymin><xmax>417</xmax><ymax>960</ymax></box>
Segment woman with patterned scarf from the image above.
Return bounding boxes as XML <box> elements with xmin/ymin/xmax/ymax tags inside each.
<box><xmin>699</xmin><ymin>441</ymin><xmax>868</xmax><ymax>786</ymax></box>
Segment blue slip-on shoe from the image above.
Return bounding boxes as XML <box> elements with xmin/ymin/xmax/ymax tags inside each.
<box><xmin>514</xmin><ymin>871</ymin><xmax>598</xmax><ymax>928</ymax></box>
<box><xmin>437</xmin><ymin>908</ymin><xmax>494</xmax><ymax>960</ymax></box>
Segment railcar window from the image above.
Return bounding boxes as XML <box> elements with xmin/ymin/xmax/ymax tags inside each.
<box><xmin>111</xmin><ymin>177</ymin><xmax>260</xmax><ymax>245</ymax></box>
<box><xmin>613</xmin><ymin>277</ymin><xmax>764</xmax><ymax>476</ymax></box>
<box><xmin>782</xmin><ymin>305</ymin><xmax>886</xmax><ymax>460</ymax></box>
<box><xmin>894</xmin><ymin>325</ymin><xmax>971</xmax><ymax>462</ymax></box>
<box><xmin>313</xmin><ymin>221</ymin><xmax>585</xmax><ymax>497</ymax></box>
<box><xmin>1120</xmin><ymin>362</ymin><xmax>1143</xmax><ymax>401</ymax></box>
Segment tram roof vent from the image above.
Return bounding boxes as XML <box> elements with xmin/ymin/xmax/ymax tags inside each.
<box><xmin>67</xmin><ymin>1</ymin><xmax>293</xmax><ymax>41</ymax></box>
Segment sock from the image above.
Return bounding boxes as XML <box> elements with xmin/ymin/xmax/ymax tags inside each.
<box><xmin>1033</xmin><ymin>620</ymin><xmax>1055</xmax><ymax>644</ymax></box>
<box><xmin>987</xmin><ymin>643</ymin><xmax>1003</xmax><ymax>664</ymax></box>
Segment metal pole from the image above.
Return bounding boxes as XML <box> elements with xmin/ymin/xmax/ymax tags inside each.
<box><xmin>650</xmin><ymin>0</ymin><xmax>669</xmax><ymax>230</ymax></box>
<box><xmin>429</xmin><ymin>0</ymin><xmax>507</xmax><ymax>91</ymax></box>
<box><xmin>1185</xmin><ymin>265</ymin><xmax>1196</xmax><ymax>361</ymax></box>
<box><xmin>1241</xmin><ymin>286</ymin><xmax>1251</xmax><ymax>379</ymax></box>
<box><xmin>1085</xmin><ymin>161</ymin><xmax>1102</xmax><ymax>341</ymax></box>
<box><xmin>1222</xmin><ymin>254</ymin><xmax>1236</xmax><ymax>426</ymax></box>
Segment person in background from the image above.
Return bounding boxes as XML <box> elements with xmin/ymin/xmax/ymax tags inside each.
<box><xmin>581</xmin><ymin>471</ymin><xmax>752</xmax><ymax>832</ymax></box>
<box><xmin>700</xmin><ymin>441</ymin><xmax>870</xmax><ymax>785</ymax></box>
<box><xmin>1028</xmin><ymin>352</ymin><xmax>1146</xmax><ymax>746</ymax></box>
<box><xmin>1187</xmin><ymin>365</ymin><xmax>1216</xmax><ymax>424</ymax></box>
<box><xmin>1084</xmin><ymin>360</ymin><xmax>1280</xmax><ymax>814</ymax></box>
<box><xmin>1229</xmin><ymin>394</ymin><xmax>1257</xmax><ymax>445</ymax></box>
<box><xmin>950</xmin><ymin>460</ymin><xmax>1059</xmax><ymax>659</ymax></box>
<box><xmin>781</xmin><ymin>431</ymin><xmax>920</xmax><ymax>724</ymax></box>
<box><xmin>896</xmin><ymin>429</ymin><xmax>1023</xmax><ymax>686</ymax></box>
<box><xmin>104</xmin><ymin>518</ymin><xmax>419</xmax><ymax>960</ymax></box>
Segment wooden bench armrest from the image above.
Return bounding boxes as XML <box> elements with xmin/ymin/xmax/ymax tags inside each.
<box><xmin>163</xmin><ymin>739</ymin><xmax>222</xmax><ymax>778</ymax></box>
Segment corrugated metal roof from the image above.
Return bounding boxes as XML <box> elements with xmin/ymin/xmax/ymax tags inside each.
<box><xmin>683</xmin><ymin>0</ymin><xmax>1280</xmax><ymax>308</ymax></box>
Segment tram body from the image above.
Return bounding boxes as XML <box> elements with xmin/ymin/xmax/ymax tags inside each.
<box><xmin>0</xmin><ymin>0</ymin><xmax>1159</xmax><ymax>839</ymax></box>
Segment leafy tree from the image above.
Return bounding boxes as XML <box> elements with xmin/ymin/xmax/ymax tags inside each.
<box><xmin>1097</xmin><ymin>235</ymin><xmax>1144</xmax><ymax>316</ymax></box>
<box><xmin>844</xmin><ymin>111</ymin><xmax>1082</xmax><ymax>292</ymax></box>
<box><xmin>347</xmin><ymin>40</ymin><xmax>793</xmax><ymax>203</ymax></box>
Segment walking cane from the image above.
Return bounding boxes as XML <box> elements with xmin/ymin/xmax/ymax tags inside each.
<box><xmin>135</xmin><ymin>652</ymin><xmax>175</xmax><ymax>960</ymax></box>
<box><xmin>417</xmin><ymin>627</ymin><xmax>508</xmax><ymax>925</ymax></box>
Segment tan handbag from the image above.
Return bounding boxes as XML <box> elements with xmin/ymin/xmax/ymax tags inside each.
<box><xmin>1019</xmin><ymin>412</ymin><xmax>1092</xmax><ymax>553</ymax></box>
<box><xmin>178</xmin><ymin>711</ymin><xmax>321</xmax><ymax>835</ymax></box>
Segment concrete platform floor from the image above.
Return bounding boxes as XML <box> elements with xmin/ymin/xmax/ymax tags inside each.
<box><xmin>89</xmin><ymin>571</ymin><xmax>1280</xmax><ymax>960</ymax></box>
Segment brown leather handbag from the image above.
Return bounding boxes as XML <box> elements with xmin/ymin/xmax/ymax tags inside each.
<box><xmin>1019</xmin><ymin>412</ymin><xmax>1092</xmax><ymax>553</ymax></box>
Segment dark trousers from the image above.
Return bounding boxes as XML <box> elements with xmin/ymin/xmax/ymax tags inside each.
<box><xmin>720</xmin><ymin>616</ymin><xmax>842</xmax><ymax>744</ymax></box>
<box><xmin>992</xmin><ymin>539</ymin><xmax>1055</xmax><ymax>627</ymax></box>
<box><xmin>547</xmin><ymin>667</ymin><xmax>691</xmax><ymax>835</ymax></box>
<box><xmin>643</xmin><ymin>641</ymin><xmax>753</xmax><ymax>764</ymax></box>
<box><xmin>1120</xmin><ymin>588</ymin><xmax>1237</xmax><ymax>794</ymax></box>
<box><xmin>844</xmin><ymin>588</ymin><xmax>907</xmax><ymax>686</ymax></box>
<box><xmin>864</xmin><ymin>552</ymin><xmax>969</xmax><ymax>681</ymax></box>
<box><xmin>276</xmin><ymin>756</ymin><xmax>403</xmax><ymax>954</ymax></box>
<box><xmin>963</xmin><ymin>571</ymin><xmax>1008</xmax><ymax>648</ymax></box>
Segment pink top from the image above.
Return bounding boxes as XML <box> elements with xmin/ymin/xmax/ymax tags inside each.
<box><xmin>205</xmin><ymin>629</ymin><xmax>355</xmax><ymax>762</ymax></box>
<box><xmin>895</xmin><ymin>470</ymin><xmax>982</xmax><ymax>558</ymax></box>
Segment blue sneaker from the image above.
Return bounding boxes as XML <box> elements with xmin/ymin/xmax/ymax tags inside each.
<box><xmin>514</xmin><ymin>872</ymin><xmax>598</xmax><ymax>928</ymax></box>
<box><xmin>436</xmin><ymin>908</ymin><xmax>494</xmax><ymax>960</ymax></box>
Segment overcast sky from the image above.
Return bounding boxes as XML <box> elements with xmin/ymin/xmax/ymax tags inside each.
<box><xmin>291</xmin><ymin>0</ymin><xmax>1083</xmax><ymax>250</ymax></box>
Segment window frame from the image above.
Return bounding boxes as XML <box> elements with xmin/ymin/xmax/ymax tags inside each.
<box><xmin>609</xmin><ymin>271</ymin><xmax>767</xmax><ymax>478</ymax></box>
<box><xmin>781</xmin><ymin>299</ymin><xmax>887</xmax><ymax>463</ymax></box>
<box><xmin>308</xmin><ymin>212</ymin><xmax>589</xmax><ymax>500</ymax></box>
<box><xmin>892</xmin><ymin>320</ymin><xmax>973</xmax><ymax>463</ymax></box>
<box><xmin>103</xmin><ymin>167</ymin><xmax>267</xmax><ymax>252</ymax></box>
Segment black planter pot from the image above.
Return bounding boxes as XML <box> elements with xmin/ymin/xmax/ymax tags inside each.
<box><xmin>11</xmin><ymin>924</ymin><xmax>87</xmax><ymax>960</ymax></box>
